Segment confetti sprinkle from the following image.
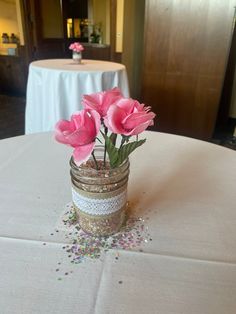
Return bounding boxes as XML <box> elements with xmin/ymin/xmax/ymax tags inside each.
<box><xmin>57</xmin><ymin>204</ymin><xmax>152</xmax><ymax>266</ymax></box>
<box><xmin>50</xmin><ymin>203</ymin><xmax>152</xmax><ymax>278</ymax></box>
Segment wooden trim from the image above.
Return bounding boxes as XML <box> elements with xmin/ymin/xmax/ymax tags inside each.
<box><xmin>20</xmin><ymin>0</ymin><xmax>34</xmax><ymax>63</ymax></box>
<box><xmin>110</xmin><ymin>0</ymin><xmax>121</xmax><ymax>62</ymax></box>
<box><xmin>110</xmin><ymin>0</ymin><xmax>116</xmax><ymax>61</ymax></box>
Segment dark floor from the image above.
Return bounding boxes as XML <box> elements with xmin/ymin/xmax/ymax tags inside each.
<box><xmin>0</xmin><ymin>94</ymin><xmax>236</xmax><ymax>150</ymax></box>
<box><xmin>211</xmin><ymin>118</ymin><xmax>236</xmax><ymax>150</ymax></box>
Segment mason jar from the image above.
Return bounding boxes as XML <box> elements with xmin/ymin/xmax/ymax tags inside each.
<box><xmin>72</xmin><ymin>51</ymin><xmax>82</xmax><ymax>64</ymax></box>
<box><xmin>70</xmin><ymin>146</ymin><xmax>130</xmax><ymax>236</ymax></box>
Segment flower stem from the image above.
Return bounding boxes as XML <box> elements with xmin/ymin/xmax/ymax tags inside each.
<box><xmin>120</xmin><ymin>135</ymin><xmax>131</xmax><ymax>149</ymax></box>
<box><xmin>119</xmin><ymin>136</ymin><xmax>126</xmax><ymax>149</ymax></box>
<box><xmin>110</xmin><ymin>133</ymin><xmax>117</xmax><ymax>145</ymax></box>
<box><xmin>103</xmin><ymin>126</ymin><xmax>108</xmax><ymax>167</ymax></box>
<box><xmin>92</xmin><ymin>151</ymin><xmax>99</xmax><ymax>170</ymax></box>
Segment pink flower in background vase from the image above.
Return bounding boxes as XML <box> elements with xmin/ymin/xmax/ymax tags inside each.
<box><xmin>82</xmin><ymin>87</ymin><xmax>123</xmax><ymax>118</ymax></box>
<box><xmin>104</xmin><ymin>98</ymin><xmax>156</xmax><ymax>136</ymax></box>
<box><xmin>69</xmin><ymin>42</ymin><xmax>84</xmax><ymax>52</ymax></box>
<box><xmin>55</xmin><ymin>109</ymin><xmax>100</xmax><ymax>165</ymax></box>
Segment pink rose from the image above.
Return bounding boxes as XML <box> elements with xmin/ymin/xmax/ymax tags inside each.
<box><xmin>82</xmin><ymin>87</ymin><xmax>123</xmax><ymax>118</ymax></box>
<box><xmin>104</xmin><ymin>98</ymin><xmax>156</xmax><ymax>136</ymax></box>
<box><xmin>55</xmin><ymin>109</ymin><xmax>101</xmax><ymax>165</ymax></box>
<box><xmin>69</xmin><ymin>42</ymin><xmax>84</xmax><ymax>52</ymax></box>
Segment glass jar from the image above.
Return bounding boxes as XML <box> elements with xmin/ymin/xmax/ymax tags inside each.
<box><xmin>70</xmin><ymin>146</ymin><xmax>130</xmax><ymax>236</ymax></box>
<box><xmin>72</xmin><ymin>51</ymin><xmax>82</xmax><ymax>64</ymax></box>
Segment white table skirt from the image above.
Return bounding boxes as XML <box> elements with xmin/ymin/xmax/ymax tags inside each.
<box><xmin>0</xmin><ymin>131</ymin><xmax>236</xmax><ymax>313</ymax></box>
<box><xmin>25</xmin><ymin>59</ymin><xmax>130</xmax><ymax>135</ymax></box>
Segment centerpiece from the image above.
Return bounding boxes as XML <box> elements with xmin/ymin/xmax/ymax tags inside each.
<box><xmin>69</xmin><ymin>42</ymin><xmax>84</xmax><ymax>64</ymax></box>
<box><xmin>55</xmin><ymin>88</ymin><xmax>155</xmax><ymax>236</ymax></box>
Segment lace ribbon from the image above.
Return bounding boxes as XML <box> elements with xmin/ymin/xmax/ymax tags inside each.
<box><xmin>72</xmin><ymin>188</ymin><xmax>127</xmax><ymax>216</ymax></box>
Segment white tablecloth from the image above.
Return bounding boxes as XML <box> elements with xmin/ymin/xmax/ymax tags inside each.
<box><xmin>25</xmin><ymin>59</ymin><xmax>130</xmax><ymax>134</ymax></box>
<box><xmin>1</xmin><ymin>131</ymin><xmax>236</xmax><ymax>313</ymax></box>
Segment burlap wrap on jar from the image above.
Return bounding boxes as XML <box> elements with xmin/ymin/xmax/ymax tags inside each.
<box><xmin>70</xmin><ymin>147</ymin><xmax>130</xmax><ymax>236</ymax></box>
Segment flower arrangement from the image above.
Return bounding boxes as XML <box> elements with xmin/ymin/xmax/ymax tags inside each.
<box><xmin>55</xmin><ymin>88</ymin><xmax>155</xmax><ymax>169</ymax></box>
<box><xmin>69</xmin><ymin>42</ymin><xmax>84</xmax><ymax>53</ymax></box>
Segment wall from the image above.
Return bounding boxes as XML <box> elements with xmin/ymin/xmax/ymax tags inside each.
<box><xmin>92</xmin><ymin>0</ymin><xmax>110</xmax><ymax>44</ymax></box>
<box><xmin>0</xmin><ymin>0</ymin><xmax>18</xmax><ymax>40</ymax></box>
<box><xmin>122</xmin><ymin>0</ymin><xmax>145</xmax><ymax>99</ymax></box>
<box><xmin>0</xmin><ymin>0</ymin><xmax>25</xmax><ymax>54</ymax></box>
<box><xmin>105</xmin><ymin>0</ymin><xmax>110</xmax><ymax>45</ymax></box>
<box><xmin>15</xmin><ymin>0</ymin><xmax>24</xmax><ymax>44</ymax></box>
<box><xmin>41</xmin><ymin>0</ymin><xmax>63</xmax><ymax>38</ymax></box>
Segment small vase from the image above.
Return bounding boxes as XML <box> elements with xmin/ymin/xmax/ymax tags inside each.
<box><xmin>72</xmin><ymin>51</ymin><xmax>82</xmax><ymax>64</ymax></box>
<box><xmin>70</xmin><ymin>146</ymin><xmax>130</xmax><ymax>236</ymax></box>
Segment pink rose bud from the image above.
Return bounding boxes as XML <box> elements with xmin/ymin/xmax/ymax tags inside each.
<box><xmin>82</xmin><ymin>87</ymin><xmax>123</xmax><ymax>117</ymax></box>
<box><xmin>104</xmin><ymin>98</ymin><xmax>156</xmax><ymax>136</ymax></box>
<box><xmin>55</xmin><ymin>109</ymin><xmax>101</xmax><ymax>165</ymax></box>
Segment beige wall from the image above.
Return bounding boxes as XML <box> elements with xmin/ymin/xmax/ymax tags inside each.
<box><xmin>0</xmin><ymin>0</ymin><xmax>25</xmax><ymax>54</ymax></box>
<box><xmin>122</xmin><ymin>0</ymin><xmax>145</xmax><ymax>99</ymax></box>
<box><xmin>105</xmin><ymin>0</ymin><xmax>110</xmax><ymax>45</ymax></box>
<box><xmin>41</xmin><ymin>0</ymin><xmax>63</xmax><ymax>38</ymax></box>
<box><xmin>15</xmin><ymin>0</ymin><xmax>24</xmax><ymax>44</ymax></box>
<box><xmin>92</xmin><ymin>0</ymin><xmax>110</xmax><ymax>44</ymax></box>
<box><xmin>0</xmin><ymin>0</ymin><xmax>19</xmax><ymax>40</ymax></box>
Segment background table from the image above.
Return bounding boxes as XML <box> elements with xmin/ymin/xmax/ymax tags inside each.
<box><xmin>25</xmin><ymin>59</ymin><xmax>129</xmax><ymax>134</ymax></box>
<box><xmin>1</xmin><ymin>131</ymin><xmax>236</xmax><ymax>313</ymax></box>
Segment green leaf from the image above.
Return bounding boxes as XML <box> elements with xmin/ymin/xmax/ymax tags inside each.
<box><xmin>117</xmin><ymin>139</ymin><xmax>146</xmax><ymax>166</ymax></box>
<box><xmin>101</xmin><ymin>132</ymin><xmax>146</xmax><ymax>168</ymax></box>
<box><xmin>104</xmin><ymin>135</ymin><xmax>119</xmax><ymax>168</ymax></box>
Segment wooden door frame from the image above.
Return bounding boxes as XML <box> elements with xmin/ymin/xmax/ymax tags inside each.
<box><xmin>110</xmin><ymin>0</ymin><xmax>122</xmax><ymax>62</ymax></box>
<box><xmin>216</xmin><ymin>13</ymin><xmax>236</xmax><ymax>131</ymax></box>
<box><xmin>20</xmin><ymin>0</ymin><xmax>36</xmax><ymax>64</ymax></box>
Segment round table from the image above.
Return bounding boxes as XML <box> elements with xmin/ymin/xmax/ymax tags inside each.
<box><xmin>25</xmin><ymin>59</ymin><xmax>130</xmax><ymax>134</ymax></box>
<box><xmin>0</xmin><ymin>131</ymin><xmax>236</xmax><ymax>313</ymax></box>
